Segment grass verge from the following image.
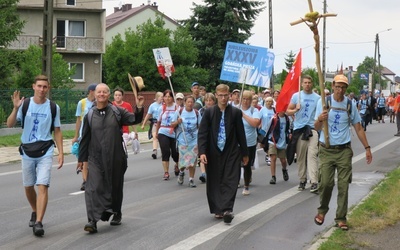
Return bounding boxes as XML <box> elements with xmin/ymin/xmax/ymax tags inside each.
<box><xmin>0</xmin><ymin>125</ymin><xmax>150</xmax><ymax>147</ymax></box>
<box><xmin>319</xmin><ymin>167</ymin><xmax>400</xmax><ymax>249</ymax></box>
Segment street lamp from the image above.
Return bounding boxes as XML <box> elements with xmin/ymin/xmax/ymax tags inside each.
<box><xmin>374</xmin><ymin>28</ymin><xmax>392</xmax><ymax>91</ymax></box>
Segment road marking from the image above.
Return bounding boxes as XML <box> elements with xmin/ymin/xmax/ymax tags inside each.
<box><xmin>166</xmin><ymin>137</ymin><xmax>400</xmax><ymax>249</ymax></box>
<box><xmin>69</xmin><ymin>191</ymin><xmax>84</xmax><ymax>195</ymax></box>
<box><xmin>165</xmin><ymin>186</ymin><xmax>300</xmax><ymax>250</ymax></box>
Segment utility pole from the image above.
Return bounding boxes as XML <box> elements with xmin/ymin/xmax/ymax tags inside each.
<box><xmin>42</xmin><ymin>0</ymin><xmax>53</xmax><ymax>90</ymax></box>
<box><xmin>373</xmin><ymin>28</ymin><xmax>392</xmax><ymax>91</ymax></box>
<box><xmin>268</xmin><ymin>0</ymin><xmax>274</xmax><ymax>88</ymax></box>
<box><xmin>322</xmin><ymin>0</ymin><xmax>327</xmax><ymax>82</ymax></box>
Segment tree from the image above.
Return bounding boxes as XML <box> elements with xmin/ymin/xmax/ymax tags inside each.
<box><xmin>182</xmin><ymin>0</ymin><xmax>265</xmax><ymax>84</ymax></box>
<box><xmin>15</xmin><ymin>45</ymin><xmax>75</xmax><ymax>89</ymax></box>
<box><xmin>349</xmin><ymin>56</ymin><xmax>385</xmax><ymax>94</ymax></box>
<box><xmin>103</xmin><ymin>16</ymin><xmax>210</xmax><ymax>92</ymax></box>
<box><xmin>0</xmin><ymin>0</ymin><xmax>25</xmax><ymax>48</ymax></box>
<box><xmin>284</xmin><ymin>50</ymin><xmax>296</xmax><ymax>71</ymax></box>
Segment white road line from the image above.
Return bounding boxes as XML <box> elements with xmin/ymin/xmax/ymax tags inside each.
<box><xmin>165</xmin><ymin>187</ymin><xmax>300</xmax><ymax>250</ymax></box>
<box><xmin>69</xmin><ymin>191</ymin><xmax>85</xmax><ymax>195</ymax></box>
<box><xmin>166</xmin><ymin>137</ymin><xmax>400</xmax><ymax>249</ymax></box>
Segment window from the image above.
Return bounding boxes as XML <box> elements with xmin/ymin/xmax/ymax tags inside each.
<box><xmin>67</xmin><ymin>0</ymin><xmax>75</xmax><ymax>6</ymax></box>
<box><xmin>56</xmin><ymin>20</ymin><xmax>85</xmax><ymax>47</ymax></box>
<box><xmin>69</xmin><ymin>63</ymin><xmax>84</xmax><ymax>81</ymax></box>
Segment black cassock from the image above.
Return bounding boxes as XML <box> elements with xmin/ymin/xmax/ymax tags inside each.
<box><xmin>79</xmin><ymin>103</ymin><xmax>143</xmax><ymax>222</ymax></box>
<box><xmin>198</xmin><ymin>104</ymin><xmax>248</xmax><ymax>215</ymax></box>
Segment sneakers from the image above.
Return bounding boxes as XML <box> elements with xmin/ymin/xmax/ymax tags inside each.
<box><xmin>178</xmin><ymin>171</ymin><xmax>185</xmax><ymax>185</ymax></box>
<box><xmin>298</xmin><ymin>181</ymin><xmax>306</xmax><ymax>191</ymax></box>
<box><xmin>265</xmin><ymin>155</ymin><xmax>271</xmax><ymax>166</ymax></box>
<box><xmin>269</xmin><ymin>176</ymin><xmax>276</xmax><ymax>185</ymax></box>
<box><xmin>29</xmin><ymin>212</ymin><xmax>36</xmax><ymax>227</ymax></box>
<box><xmin>163</xmin><ymin>172</ymin><xmax>170</xmax><ymax>180</ymax></box>
<box><xmin>110</xmin><ymin>212</ymin><xmax>122</xmax><ymax>226</ymax></box>
<box><xmin>80</xmin><ymin>181</ymin><xmax>86</xmax><ymax>191</ymax></box>
<box><xmin>189</xmin><ymin>179</ymin><xmax>197</xmax><ymax>188</ymax></box>
<box><xmin>394</xmin><ymin>133</ymin><xmax>400</xmax><ymax>137</ymax></box>
<box><xmin>242</xmin><ymin>187</ymin><xmax>250</xmax><ymax>195</ymax></box>
<box><xmin>282</xmin><ymin>169</ymin><xmax>289</xmax><ymax>181</ymax></box>
<box><xmin>84</xmin><ymin>221</ymin><xmax>97</xmax><ymax>233</ymax></box>
<box><xmin>151</xmin><ymin>149</ymin><xmax>157</xmax><ymax>159</ymax></box>
<box><xmin>310</xmin><ymin>183</ymin><xmax>319</xmax><ymax>193</ymax></box>
<box><xmin>33</xmin><ymin>222</ymin><xmax>44</xmax><ymax>236</ymax></box>
<box><xmin>199</xmin><ymin>173</ymin><xmax>206</xmax><ymax>183</ymax></box>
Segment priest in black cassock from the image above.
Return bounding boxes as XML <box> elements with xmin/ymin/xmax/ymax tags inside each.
<box><xmin>78</xmin><ymin>83</ymin><xmax>144</xmax><ymax>233</ymax></box>
<box><xmin>198</xmin><ymin>84</ymin><xmax>249</xmax><ymax>224</ymax></box>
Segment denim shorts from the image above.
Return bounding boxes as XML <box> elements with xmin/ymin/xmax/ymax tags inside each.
<box><xmin>21</xmin><ymin>156</ymin><xmax>53</xmax><ymax>187</ymax></box>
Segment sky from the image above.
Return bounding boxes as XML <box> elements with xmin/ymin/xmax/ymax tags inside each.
<box><xmin>103</xmin><ymin>0</ymin><xmax>400</xmax><ymax>76</ymax></box>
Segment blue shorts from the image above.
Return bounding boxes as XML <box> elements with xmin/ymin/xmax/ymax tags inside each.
<box><xmin>21</xmin><ymin>156</ymin><xmax>53</xmax><ymax>187</ymax></box>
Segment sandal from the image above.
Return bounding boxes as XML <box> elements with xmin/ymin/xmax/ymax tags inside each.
<box><xmin>174</xmin><ymin>164</ymin><xmax>179</xmax><ymax>177</ymax></box>
<box><xmin>314</xmin><ymin>214</ymin><xmax>324</xmax><ymax>226</ymax></box>
<box><xmin>336</xmin><ymin>222</ymin><xmax>349</xmax><ymax>231</ymax></box>
<box><xmin>214</xmin><ymin>214</ymin><xmax>223</xmax><ymax>219</ymax></box>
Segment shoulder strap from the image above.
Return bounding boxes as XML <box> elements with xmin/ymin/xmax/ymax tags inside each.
<box><xmin>87</xmin><ymin>104</ymin><xmax>122</xmax><ymax>128</ymax></box>
<box><xmin>50</xmin><ymin>101</ymin><xmax>56</xmax><ymax>133</ymax></box>
<box><xmin>22</xmin><ymin>98</ymin><xmax>56</xmax><ymax>133</ymax></box>
<box><xmin>80</xmin><ymin>98</ymin><xmax>87</xmax><ymax>121</ymax></box>
<box><xmin>21</xmin><ymin>98</ymin><xmax>30</xmax><ymax>129</ymax></box>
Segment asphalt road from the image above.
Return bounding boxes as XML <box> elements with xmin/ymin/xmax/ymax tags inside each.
<box><xmin>0</xmin><ymin>120</ymin><xmax>399</xmax><ymax>250</ymax></box>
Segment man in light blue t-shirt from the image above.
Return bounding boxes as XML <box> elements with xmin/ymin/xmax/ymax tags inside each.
<box><xmin>7</xmin><ymin>75</ymin><xmax>64</xmax><ymax>237</ymax></box>
<box><xmin>286</xmin><ymin>75</ymin><xmax>320</xmax><ymax>193</ymax></box>
<box><xmin>313</xmin><ymin>74</ymin><xmax>372</xmax><ymax>230</ymax></box>
<box><xmin>72</xmin><ymin>83</ymin><xmax>96</xmax><ymax>191</ymax></box>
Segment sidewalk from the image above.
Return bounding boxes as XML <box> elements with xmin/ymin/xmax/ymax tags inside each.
<box><xmin>0</xmin><ymin>131</ymin><xmax>151</xmax><ymax>165</ymax></box>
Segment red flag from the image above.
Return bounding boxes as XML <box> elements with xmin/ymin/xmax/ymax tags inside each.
<box><xmin>275</xmin><ymin>49</ymin><xmax>302</xmax><ymax>113</ymax></box>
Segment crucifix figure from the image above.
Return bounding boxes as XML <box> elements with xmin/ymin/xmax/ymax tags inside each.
<box><xmin>290</xmin><ymin>0</ymin><xmax>337</xmax><ymax>147</ymax></box>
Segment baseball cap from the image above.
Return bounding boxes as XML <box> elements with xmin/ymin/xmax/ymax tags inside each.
<box><xmin>396</xmin><ymin>89</ymin><xmax>400</xmax><ymax>93</ymax></box>
<box><xmin>88</xmin><ymin>83</ymin><xmax>97</xmax><ymax>91</ymax></box>
<box><xmin>333</xmin><ymin>74</ymin><xmax>349</xmax><ymax>85</ymax></box>
<box><xmin>232</xmin><ymin>89</ymin><xmax>240</xmax><ymax>94</ymax></box>
<box><xmin>191</xmin><ymin>82</ymin><xmax>199</xmax><ymax>87</ymax></box>
<box><xmin>176</xmin><ymin>93</ymin><xmax>184</xmax><ymax>99</ymax></box>
<box><xmin>263</xmin><ymin>89</ymin><xmax>271</xmax><ymax>94</ymax></box>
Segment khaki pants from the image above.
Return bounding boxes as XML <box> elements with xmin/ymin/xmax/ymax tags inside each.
<box><xmin>317</xmin><ymin>146</ymin><xmax>353</xmax><ymax>223</ymax></box>
<box><xmin>295</xmin><ymin>130</ymin><xmax>319</xmax><ymax>183</ymax></box>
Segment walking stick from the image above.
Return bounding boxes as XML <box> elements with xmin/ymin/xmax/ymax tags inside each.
<box><xmin>290</xmin><ymin>0</ymin><xmax>337</xmax><ymax>147</ymax></box>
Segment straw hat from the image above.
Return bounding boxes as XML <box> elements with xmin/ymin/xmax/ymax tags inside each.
<box><xmin>128</xmin><ymin>73</ymin><xmax>145</xmax><ymax>93</ymax></box>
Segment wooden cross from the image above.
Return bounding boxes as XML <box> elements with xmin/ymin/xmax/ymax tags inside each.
<box><xmin>290</xmin><ymin>0</ymin><xmax>337</xmax><ymax>147</ymax></box>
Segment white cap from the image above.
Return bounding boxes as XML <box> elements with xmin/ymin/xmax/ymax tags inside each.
<box><xmin>176</xmin><ymin>92</ymin><xmax>184</xmax><ymax>99</ymax></box>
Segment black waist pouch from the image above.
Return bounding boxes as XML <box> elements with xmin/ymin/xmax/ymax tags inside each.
<box><xmin>19</xmin><ymin>140</ymin><xmax>54</xmax><ymax>158</ymax></box>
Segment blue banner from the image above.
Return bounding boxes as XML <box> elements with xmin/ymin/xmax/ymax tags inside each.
<box><xmin>360</xmin><ymin>73</ymin><xmax>369</xmax><ymax>82</ymax></box>
<box><xmin>220</xmin><ymin>42</ymin><xmax>274</xmax><ymax>88</ymax></box>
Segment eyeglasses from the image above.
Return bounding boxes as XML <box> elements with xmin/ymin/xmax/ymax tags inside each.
<box><xmin>216</xmin><ymin>94</ymin><xmax>229</xmax><ymax>98</ymax></box>
<box><xmin>334</xmin><ymin>86</ymin><xmax>347</xmax><ymax>90</ymax></box>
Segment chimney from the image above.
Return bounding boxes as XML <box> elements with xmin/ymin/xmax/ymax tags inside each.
<box><xmin>150</xmin><ymin>2</ymin><xmax>158</xmax><ymax>10</ymax></box>
<box><xmin>114</xmin><ymin>7</ymin><xmax>120</xmax><ymax>13</ymax></box>
<box><xmin>126</xmin><ymin>4</ymin><xmax>132</xmax><ymax>10</ymax></box>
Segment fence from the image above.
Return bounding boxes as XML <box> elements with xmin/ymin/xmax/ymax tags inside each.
<box><xmin>0</xmin><ymin>89</ymin><xmax>158</xmax><ymax>129</ymax></box>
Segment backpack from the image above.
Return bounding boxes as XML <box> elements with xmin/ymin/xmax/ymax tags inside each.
<box><xmin>326</xmin><ymin>95</ymin><xmax>352</xmax><ymax>116</ymax></box>
<box><xmin>326</xmin><ymin>95</ymin><xmax>353</xmax><ymax>126</ymax></box>
<box><xmin>175</xmin><ymin>107</ymin><xmax>200</xmax><ymax>137</ymax></box>
<box><xmin>80</xmin><ymin>98</ymin><xmax>87</xmax><ymax>121</ymax></box>
<box><xmin>22</xmin><ymin>97</ymin><xmax>57</xmax><ymax>133</ymax></box>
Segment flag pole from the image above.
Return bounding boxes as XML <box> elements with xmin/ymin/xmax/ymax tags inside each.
<box><xmin>290</xmin><ymin>0</ymin><xmax>336</xmax><ymax>147</ymax></box>
<box><xmin>164</xmin><ymin>64</ymin><xmax>188</xmax><ymax>145</ymax></box>
<box><xmin>238</xmin><ymin>68</ymin><xmax>249</xmax><ymax>109</ymax></box>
